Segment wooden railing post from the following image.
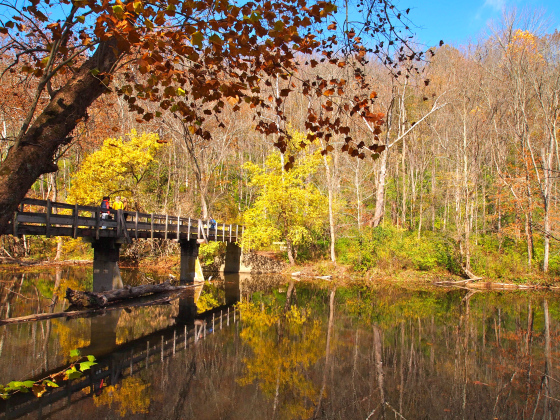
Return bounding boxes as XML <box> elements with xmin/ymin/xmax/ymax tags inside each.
<box><xmin>164</xmin><ymin>214</ymin><xmax>168</xmax><ymax>240</ymax></box>
<box><xmin>116</xmin><ymin>209</ymin><xmax>122</xmax><ymax>237</ymax></box>
<box><xmin>135</xmin><ymin>211</ymin><xmax>139</xmax><ymax>240</ymax></box>
<box><xmin>95</xmin><ymin>208</ymin><xmax>100</xmax><ymax>240</ymax></box>
<box><xmin>73</xmin><ymin>204</ymin><xmax>79</xmax><ymax>238</ymax></box>
<box><xmin>45</xmin><ymin>199</ymin><xmax>52</xmax><ymax>238</ymax></box>
<box><xmin>187</xmin><ymin>218</ymin><xmax>191</xmax><ymax>241</ymax></box>
<box><xmin>176</xmin><ymin>215</ymin><xmax>180</xmax><ymax>240</ymax></box>
<box><xmin>229</xmin><ymin>224</ymin><xmax>232</xmax><ymax>242</ymax></box>
<box><xmin>150</xmin><ymin>213</ymin><xmax>154</xmax><ymax>240</ymax></box>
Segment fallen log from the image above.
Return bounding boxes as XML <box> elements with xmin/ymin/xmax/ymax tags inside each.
<box><xmin>0</xmin><ymin>289</ymin><xmax>192</xmax><ymax>326</ymax></box>
<box><xmin>66</xmin><ymin>280</ymin><xmax>187</xmax><ymax>308</ymax></box>
<box><xmin>434</xmin><ymin>279</ymin><xmax>545</xmax><ymax>290</ymax></box>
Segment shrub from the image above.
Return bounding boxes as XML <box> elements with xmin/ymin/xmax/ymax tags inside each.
<box><xmin>336</xmin><ymin>225</ymin><xmax>460</xmax><ymax>273</ymax></box>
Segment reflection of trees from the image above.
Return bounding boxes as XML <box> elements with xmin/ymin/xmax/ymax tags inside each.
<box><xmin>51</xmin><ymin>318</ymin><xmax>90</xmax><ymax>359</ymax></box>
<box><xmin>237</xmin><ymin>286</ymin><xmax>326</xmax><ymax>420</ymax></box>
<box><xmin>94</xmin><ymin>376</ymin><xmax>152</xmax><ymax>417</ymax></box>
<box><xmin>116</xmin><ymin>305</ymin><xmax>179</xmax><ymax>345</ymax></box>
<box><xmin>197</xmin><ymin>282</ymin><xmax>225</xmax><ymax>313</ymax></box>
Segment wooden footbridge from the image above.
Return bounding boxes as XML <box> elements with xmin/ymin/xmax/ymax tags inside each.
<box><xmin>2</xmin><ymin>198</ymin><xmax>244</xmax><ymax>287</ymax></box>
<box><xmin>5</xmin><ymin>198</ymin><xmax>242</xmax><ymax>244</ymax></box>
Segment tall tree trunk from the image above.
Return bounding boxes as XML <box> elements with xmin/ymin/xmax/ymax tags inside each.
<box><xmin>372</xmin><ymin>150</ymin><xmax>388</xmax><ymax>227</ymax></box>
<box><xmin>0</xmin><ymin>39</ymin><xmax>121</xmax><ymax>233</ymax></box>
<box><xmin>373</xmin><ymin>325</ymin><xmax>386</xmax><ymax>419</ymax></box>
<box><xmin>323</xmin><ymin>154</ymin><xmax>336</xmax><ymax>262</ymax></box>
<box><xmin>314</xmin><ymin>288</ymin><xmax>335</xmax><ymax>418</ymax></box>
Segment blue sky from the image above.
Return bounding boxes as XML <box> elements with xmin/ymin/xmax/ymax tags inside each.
<box><xmin>398</xmin><ymin>0</ymin><xmax>560</xmax><ymax>48</ymax></box>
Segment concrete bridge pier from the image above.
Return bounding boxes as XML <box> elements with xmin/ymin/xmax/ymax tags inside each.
<box><xmin>223</xmin><ymin>242</ymin><xmax>242</xmax><ymax>273</ymax></box>
<box><xmin>177</xmin><ymin>294</ymin><xmax>197</xmax><ymax>325</ymax></box>
<box><xmin>224</xmin><ymin>273</ymin><xmax>241</xmax><ymax>305</ymax></box>
<box><xmin>179</xmin><ymin>239</ymin><xmax>200</xmax><ymax>285</ymax></box>
<box><xmin>91</xmin><ymin>238</ymin><xmax>123</xmax><ymax>292</ymax></box>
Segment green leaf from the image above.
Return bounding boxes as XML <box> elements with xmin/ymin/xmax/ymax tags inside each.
<box><xmin>191</xmin><ymin>31</ymin><xmax>203</xmax><ymax>48</ymax></box>
<box><xmin>76</xmin><ymin>15</ymin><xmax>85</xmax><ymax>23</ymax></box>
<box><xmin>43</xmin><ymin>380</ymin><xmax>59</xmax><ymax>388</ymax></box>
<box><xmin>87</xmin><ymin>355</ymin><xmax>96</xmax><ymax>362</ymax></box>
<box><xmin>79</xmin><ymin>361</ymin><xmax>96</xmax><ymax>371</ymax></box>
<box><xmin>22</xmin><ymin>381</ymin><xmax>35</xmax><ymax>388</ymax></box>
<box><xmin>112</xmin><ymin>4</ymin><xmax>123</xmax><ymax>14</ymax></box>
<box><xmin>69</xmin><ymin>349</ymin><xmax>81</xmax><ymax>358</ymax></box>
<box><xmin>65</xmin><ymin>371</ymin><xmax>83</xmax><ymax>380</ymax></box>
<box><xmin>90</xmin><ymin>68</ymin><xmax>100</xmax><ymax>77</ymax></box>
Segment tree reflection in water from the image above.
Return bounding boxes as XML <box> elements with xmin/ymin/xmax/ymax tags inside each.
<box><xmin>1</xmin><ymin>274</ymin><xmax>560</xmax><ymax>420</ymax></box>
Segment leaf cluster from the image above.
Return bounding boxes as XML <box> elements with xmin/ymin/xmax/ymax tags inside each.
<box><xmin>0</xmin><ymin>349</ymin><xmax>96</xmax><ymax>400</ymax></box>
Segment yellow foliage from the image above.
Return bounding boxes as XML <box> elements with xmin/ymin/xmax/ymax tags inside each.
<box><xmin>67</xmin><ymin>130</ymin><xmax>165</xmax><ymax>206</ymax></box>
<box><xmin>94</xmin><ymin>376</ymin><xmax>151</xmax><ymax>417</ymax></box>
<box><xmin>506</xmin><ymin>29</ymin><xmax>544</xmax><ymax>64</ymax></box>
<box><xmin>237</xmin><ymin>300</ymin><xmax>325</xmax><ymax>419</ymax></box>
<box><xmin>242</xmin><ymin>128</ymin><xmax>328</xmax><ymax>252</ymax></box>
<box><xmin>51</xmin><ymin>318</ymin><xmax>90</xmax><ymax>358</ymax></box>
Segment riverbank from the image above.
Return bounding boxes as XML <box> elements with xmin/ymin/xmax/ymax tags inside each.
<box><xmin>1</xmin><ymin>251</ymin><xmax>558</xmax><ymax>288</ymax></box>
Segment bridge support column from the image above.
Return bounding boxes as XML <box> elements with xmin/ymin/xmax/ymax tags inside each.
<box><xmin>223</xmin><ymin>242</ymin><xmax>242</xmax><ymax>273</ymax></box>
<box><xmin>179</xmin><ymin>239</ymin><xmax>199</xmax><ymax>284</ymax></box>
<box><xmin>91</xmin><ymin>238</ymin><xmax>123</xmax><ymax>292</ymax></box>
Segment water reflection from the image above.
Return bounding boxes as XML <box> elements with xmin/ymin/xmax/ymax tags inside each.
<box><xmin>1</xmin><ymin>271</ymin><xmax>559</xmax><ymax>419</ymax></box>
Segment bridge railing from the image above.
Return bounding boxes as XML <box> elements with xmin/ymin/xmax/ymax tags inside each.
<box><xmin>7</xmin><ymin>198</ymin><xmax>243</xmax><ymax>243</ymax></box>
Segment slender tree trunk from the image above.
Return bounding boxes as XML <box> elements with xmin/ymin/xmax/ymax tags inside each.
<box><xmin>373</xmin><ymin>325</ymin><xmax>386</xmax><ymax>419</ymax></box>
<box><xmin>322</xmin><ymin>151</ymin><xmax>336</xmax><ymax>261</ymax></box>
<box><xmin>286</xmin><ymin>239</ymin><xmax>295</xmax><ymax>265</ymax></box>
<box><xmin>372</xmin><ymin>150</ymin><xmax>388</xmax><ymax>227</ymax></box>
<box><xmin>543</xmin><ymin>299</ymin><xmax>551</xmax><ymax>419</ymax></box>
<box><xmin>314</xmin><ymin>288</ymin><xmax>335</xmax><ymax>418</ymax></box>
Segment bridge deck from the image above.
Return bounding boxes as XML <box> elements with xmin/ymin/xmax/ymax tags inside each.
<box><xmin>4</xmin><ymin>198</ymin><xmax>242</xmax><ymax>243</ymax></box>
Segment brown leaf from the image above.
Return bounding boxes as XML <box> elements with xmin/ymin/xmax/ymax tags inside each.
<box><xmin>32</xmin><ymin>384</ymin><xmax>46</xmax><ymax>398</ymax></box>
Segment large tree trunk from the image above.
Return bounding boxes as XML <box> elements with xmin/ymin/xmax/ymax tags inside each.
<box><xmin>0</xmin><ymin>39</ymin><xmax>121</xmax><ymax>233</ymax></box>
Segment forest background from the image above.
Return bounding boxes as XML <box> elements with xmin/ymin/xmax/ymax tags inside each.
<box><xmin>1</xmin><ymin>5</ymin><xmax>559</xmax><ymax>284</ymax></box>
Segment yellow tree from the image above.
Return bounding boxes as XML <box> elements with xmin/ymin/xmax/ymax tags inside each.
<box><xmin>67</xmin><ymin>130</ymin><xmax>165</xmax><ymax>207</ymax></box>
<box><xmin>242</xmin><ymin>130</ymin><xmax>328</xmax><ymax>264</ymax></box>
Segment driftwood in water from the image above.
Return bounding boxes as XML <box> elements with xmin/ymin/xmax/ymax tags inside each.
<box><xmin>0</xmin><ymin>289</ymin><xmax>192</xmax><ymax>326</ymax></box>
<box><xmin>434</xmin><ymin>279</ymin><xmax>544</xmax><ymax>290</ymax></box>
<box><xmin>66</xmin><ymin>280</ymin><xmax>186</xmax><ymax>308</ymax></box>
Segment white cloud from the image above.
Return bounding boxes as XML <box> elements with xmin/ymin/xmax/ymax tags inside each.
<box><xmin>483</xmin><ymin>0</ymin><xmax>506</xmax><ymax>11</ymax></box>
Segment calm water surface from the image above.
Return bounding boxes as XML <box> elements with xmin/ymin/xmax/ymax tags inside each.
<box><xmin>0</xmin><ymin>266</ymin><xmax>559</xmax><ymax>419</ymax></box>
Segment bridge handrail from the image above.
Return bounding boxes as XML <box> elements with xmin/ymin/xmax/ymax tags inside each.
<box><xmin>8</xmin><ymin>198</ymin><xmax>244</xmax><ymax>243</ymax></box>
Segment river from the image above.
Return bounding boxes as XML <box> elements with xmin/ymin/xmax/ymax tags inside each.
<box><xmin>0</xmin><ymin>266</ymin><xmax>558</xmax><ymax>419</ymax></box>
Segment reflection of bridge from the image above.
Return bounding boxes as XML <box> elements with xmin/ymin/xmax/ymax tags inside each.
<box><xmin>0</xmin><ymin>289</ymin><xmax>241</xmax><ymax>420</ymax></box>
<box><xmin>2</xmin><ymin>198</ymin><xmax>244</xmax><ymax>288</ymax></box>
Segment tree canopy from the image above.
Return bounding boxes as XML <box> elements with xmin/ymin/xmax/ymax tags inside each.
<box><xmin>0</xmin><ymin>0</ymin><xmax>418</xmax><ymax>232</ymax></box>
<box><xmin>242</xmin><ymin>130</ymin><xmax>329</xmax><ymax>263</ymax></box>
<box><xmin>66</xmin><ymin>130</ymin><xmax>164</xmax><ymax>206</ymax></box>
